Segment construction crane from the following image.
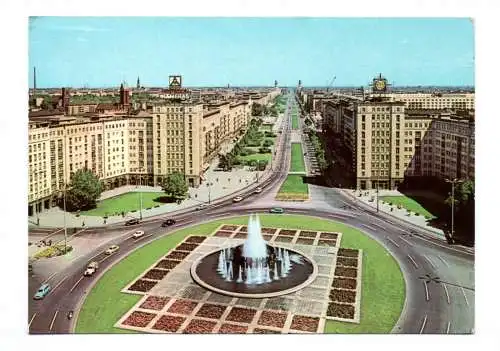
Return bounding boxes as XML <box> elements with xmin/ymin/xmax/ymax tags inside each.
<box><xmin>326</xmin><ymin>76</ymin><xmax>336</xmax><ymax>92</ymax></box>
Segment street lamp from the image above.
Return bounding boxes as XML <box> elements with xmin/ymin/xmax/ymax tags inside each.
<box><xmin>376</xmin><ymin>182</ymin><xmax>380</xmax><ymax>213</ymax></box>
<box><xmin>137</xmin><ymin>171</ymin><xmax>144</xmax><ymax>220</ymax></box>
<box><xmin>445</xmin><ymin>178</ymin><xmax>463</xmax><ymax>240</ymax></box>
<box><xmin>206</xmin><ymin>182</ymin><xmax>213</xmax><ymax>204</ymax></box>
<box><xmin>58</xmin><ymin>183</ymin><xmax>68</xmax><ymax>255</ymax></box>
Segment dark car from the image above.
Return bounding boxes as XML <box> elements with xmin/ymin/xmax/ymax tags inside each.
<box><xmin>161</xmin><ymin>219</ymin><xmax>176</xmax><ymax>227</ymax></box>
<box><xmin>125</xmin><ymin>218</ymin><xmax>140</xmax><ymax>226</ymax></box>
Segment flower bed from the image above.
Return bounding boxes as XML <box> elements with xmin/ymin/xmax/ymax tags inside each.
<box><xmin>167</xmin><ymin>299</ymin><xmax>198</xmax><ymax>315</ymax></box>
<box><xmin>221</xmin><ymin>225</ymin><xmax>238</xmax><ymax>231</ymax></box>
<box><xmin>299</xmin><ymin>231</ymin><xmax>318</xmax><ymax>238</ymax></box>
<box><xmin>326</xmin><ymin>303</ymin><xmax>355</xmax><ymax>319</ymax></box>
<box><xmin>290</xmin><ymin>315</ymin><xmax>320</xmax><ymax>332</ymax></box>
<box><xmin>257</xmin><ymin>310</ymin><xmax>287</xmax><ymax>328</ymax></box>
<box><xmin>165</xmin><ymin>250</ymin><xmax>190</xmax><ymax>261</ymax></box>
<box><xmin>332</xmin><ymin>278</ymin><xmax>357</xmax><ymax>290</ymax></box>
<box><xmin>278</xmin><ymin>229</ymin><xmax>297</xmax><ymax>236</ymax></box>
<box><xmin>261</xmin><ymin>227</ymin><xmax>277</xmax><ymax>234</ymax></box>
<box><xmin>183</xmin><ymin>319</ymin><xmax>217</xmax><ymax>334</ymax></box>
<box><xmin>337</xmin><ymin>257</ymin><xmax>358</xmax><ymax>267</ymax></box>
<box><xmin>152</xmin><ymin>315</ymin><xmax>186</xmax><ymax>332</ymax></box>
<box><xmin>195</xmin><ymin>303</ymin><xmax>227</xmax><ymax>319</ymax></box>
<box><xmin>320</xmin><ymin>232</ymin><xmax>338</xmax><ymax>240</ymax></box>
<box><xmin>318</xmin><ymin>239</ymin><xmax>336</xmax><ymax>247</ymax></box>
<box><xmin>139</xmin><ymin>296</ymin><xmax>170</xmax><ymax>311</ymax></box>
<box><xmin>338</xmin><ymin>248</ymin><xmax>359</xmax><ymax>257</ymax></box>
<box><xmin>176</xmin><ymin>243</ymin><xmax>199</xmax><ymax>252</ymax></box>
<box><xmin>129</xmin><ymin>279</ymin><xmax>158</xmax><ymax>292</ymax></box>
<box><xmin>263</xmin><ymin>235</ymin><xmax>273</xmax><ymax>241</ymax></box>
<box><xmin>296</xmin><ymin>238</ymin><xmax>315</xmax><ymax>245</ymax></box>
<box><xmin>253</xmin><ymin>328</ymin><xmax>280</xmax><ymax>334</ymax></box>
<box><xmin>234</xmin><ymin>232</ymin><xmax>247</xmax><ymax>239</ymax></box>
<box><xmin>123</xmin><ymin>311</ymin><xmax>156</xmax><ymax>327</ymax></box>
<box><xmin>334</xmin><ymin>267</ymin><xmax>357</xmax><ymax>278</ymax></box>
<box><xmin>239</xmin><ymin>226</ymin><xmax>248</xmax><ymax>232</ymax></box>
<box><xmin>143</xmin><ymin>269</ymin><xmax>169</xmax><ymax>280</ymax></box>
<box><xmin>225</xmin><ymin>307</ymin><xmax>257</xmax><ymax>324</ymax></box>
<box><xmin>219</xmin><ymin>323</ymin><xmax>248</xmax><ymax>334</ymax></box>
<box><xmin>329</xmin><ymin>289</ymin><xmax>356</xmax><ymax>304</ymax></box>
<box><xmin>185</xmin><ymin>236</ymin><xmax>207</xmax><ymax>244</ymax></box>
<box><xmin>275</xmin><ymin>236</ymin><xmax>293</xmax><ymax>243</ymax></box>
<box><xmin>214</xmin><ymin>230</ymin><xmax>233</xmax><ymax>237</ymax></box>
<box><xmin>155</xmin><ymin>259</ymin><xmax>180</xmax><ymax>270</ymax></box>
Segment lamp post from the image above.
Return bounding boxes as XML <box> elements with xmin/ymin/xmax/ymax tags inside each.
<box><xmin>207</xmin><ymin>182</ymin><xmax>213</xmax><ymax>204</ymax></box>
<box><xmin>376</xmin><ymin>181</ymin><xmax>380</xmax><ymax>213</ymax></box>
<box><xmin>61</xmin><ymin>184</ymin><xmax>68</xmax><ymax>255</ymax></box>
<box><xmin>137</xmin><ymin>172</ymin><xmax>143</xmax><ymax>220</ymax></box>
<box><xmin>445</xmin><ymin>178</ymin><xmax>463</xmax><ymax>240</ymax></box>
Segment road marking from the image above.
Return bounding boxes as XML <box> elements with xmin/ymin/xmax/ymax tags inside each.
<box><xmin>399</xmin><ymin>236</ymin><xmax>413</xmax><ymax>246</ymax></box>
<box><xmin>423</xmin><ymin>281</ymin><xmax>430</xmax><ymax>301</ymax></box>
<box><xmin>361</xmin><ymin>224</ymin><xmax>376</xmax><ymax>231</ymax></box>
<box><xmin>49</xmin><ymin>310</ymin><xmax>58</xmax><ymax>331</ymax></box>
<box><xmin>386</xmin><ymin>237</ymin><xmax>400</xmax><ymax>248</ymax></box>
<box><xmin>182</xmin><ymin>220</ymin><xmax>194</xmax><ymax>226</ymax></box>
<box><xmin>99</xmin><ymin>254</ymin><xmax>112</xmax><ymax>263</ymax></box>
<box><xmin>423</xmin><ymin>255</ymin><xmax>436</xmax><ymax>268</ymax></box>
<box><xmin>461</xmin><ymin>287</ymin><xmax>470</xmax><ymax>306</ymax></box>
<box><xmin>438</xmin><ymin>255</ymin><xmax>450</xmax><ymax>267</ymax></box>
<box><xmin>42</xmin><ymin>271</ymin><xmax>58</xmax><ymax>284</ymax></box>
<box><xmin>443</xmin><ymin>283</ymin><xmax>450</xmax><ymax>304</ymax></box>
<box><xmin>69</xmin><ymin>276</ymin><xmax>84</xmax><ymax>293</ymax></box>
<box><xmin>419</xmin><ymin>315</ymin><xmax>427</xmax><ymax>334</ymax></box>
<box><xmin>51</xmin><ymin>276</ymin><xmax>68</xmax><ymax>294</ymax></box>
<box><xmin>407</xmin><ymin>254</ymin><xmax>419</xmax><ymax>269</ymax></box>
<box><xmin>28</xmin><ymin>313</ymin><xmax>37</xmax><ymax>328</ymax></box>
<box><xmin>446</xmin><ymin>321</ymin><xmax>451</xmax><ymax>334</ymax></box>
<box><xmin>372</xmin><ymin>223</ymin><xmax>385</xmax><ymax>230</ymax></box>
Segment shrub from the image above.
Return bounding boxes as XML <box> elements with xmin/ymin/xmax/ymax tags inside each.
<box><xmin>154</xmin><ymin>205</ymin><xmax>160</xmax><ymax>208</ymax></box>
<box><xmin>262</xmin><ymin>139</ymin><xmax>274</xmax><ymax>147</ymax></box>
<box><xmin>34</xmin><ymin>245</ymin><xmax>73</xmax><ymax>259</ymax></box>
<box><xmin>258</xmin><ymin>147</ymin><xmax>271</xmax><ymax>154</ymax></box>
<box><xmin>131</xmin><ymin>209</ymin><xmax>137</xmax><ymax>212</ymax></box>
<box><xmin>248</xmin><ymin>160</ymin><xmax>258</xmax><ymax>167</ymax></box>
<box><xmin>145</xmin><ymin>207</ymin><xmax>151</xmax><ymax>210</ymax></box>
<box><xmin>415</xmin><ymin>212</ymin><xmax>420</xmax><ymax>216</ymax></box>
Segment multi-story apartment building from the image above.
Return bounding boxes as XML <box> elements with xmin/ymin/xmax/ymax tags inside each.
<box><xmin>379</xmin><ymin>92</ymin><xmax>475</xmax><ymax>110</ymax></box>
<box><xmin>28</xmin><ymin>87</ymin><xmax>260</xmax><ymax>215</ymax></box>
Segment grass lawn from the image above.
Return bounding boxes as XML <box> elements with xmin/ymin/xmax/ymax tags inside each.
<box><xmin>278</xmin><ymin>174</ymin><xmax>309</xmax><ymax>194</ymax></box>
<box><xmin>380</xmin><ymin>195</ymin><xmax>436</xmax><ymax>219</ymax></box>
<box><xmin>290</xmin><ymin>143</ymin><xmax>306</xmax><ymax>173</ymax></box>
<box><xmin>75</xmin><ymin>214</ymin><xmax>404</xmax><ymax>334</ymax></box>
<box><xmin>259</xmin><ymin>124</ymin><xmax>273</xmax><ymax>131</ymax></box>
<box><xmin>237</xmin><ymin>153</ymin><xmax>271</xmax><ymax>162</ymax></box>
<box><xmin>80</xmin><ymin>192</ymin><xmax>166</xmax><ymax>217</ymax></box>
<box><xmin>292</xmin><ymin>113</ymin><xmax>299</xmax><ymax>129</ymax></box>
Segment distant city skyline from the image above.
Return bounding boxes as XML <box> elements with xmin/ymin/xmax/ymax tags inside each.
<box><xmin>29</xmin><ymin>17</ymin><xmax>475</xmax><ymax>88</ymax></box>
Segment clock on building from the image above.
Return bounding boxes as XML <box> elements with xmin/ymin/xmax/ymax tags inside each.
<box><xmin>374</xmin><ymin>79</ymin><xmax>386</xmax><ymax>91</ymax></box>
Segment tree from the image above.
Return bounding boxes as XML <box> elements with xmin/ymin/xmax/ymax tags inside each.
<box><xmin>161</xmin><ymin>172</ymin><xmax>188</xmax><ymax>201</ymax></box>
<box><xmin>445</xmin><ymin>179</ymin><xmax>475</xmax><ymax>244</ymax></box>
<box><xmin>65</xmin><ymin>169</ymin><xmax>103</xmax><ymax>211</ymax></box>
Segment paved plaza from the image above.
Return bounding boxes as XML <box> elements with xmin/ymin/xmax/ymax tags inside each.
<box><xmin>115</xmin><ymin>224</ymin><xmax>363</xmax><ymax>333</ymax></box>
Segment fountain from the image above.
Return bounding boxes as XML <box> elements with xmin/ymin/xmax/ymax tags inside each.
<box><xmin>191</xmin><ymin>214</ymin><xmax>318</xmax><ymax>298</ymax></box>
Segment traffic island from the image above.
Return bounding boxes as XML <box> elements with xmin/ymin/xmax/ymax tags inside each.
<box><xmin>275</xmin><ymin>174</ymin><xmax>309</xmax><ymax>201</ymax></box>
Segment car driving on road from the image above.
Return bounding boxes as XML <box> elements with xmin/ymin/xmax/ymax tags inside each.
<box><xmin>132</xmin><ymin>230</ymin><xmax>145</xmax><ymax>239</ymax></box>
<box><xmin>269</xmin><ymin>207</ymin><xmax>284</xmax><ymax>214</ymax></box>
<box><xmin>254</xmin><ymin>187</ymin><xmax>263</xmax><ymax>194</ymax></box>
<box><xmin>232</xmin><ymin>196</ymin><xmax>243</xmax><ymax>203</ymax></box>
<box><xmin>161</xmin><ymin>218</ymin><xmax>176</xmax><ymax>227</ymax></box>
<box><xmin>195</xmin><ymin>204</ymin><xmax>208</xmax><ymax>211</ymax></box>
<box><xmin>83</xmin><ymin>261</ymin><xmax>99</xmax><ymax>276</ymax></box>
<box><xmin>105</xmin><ymin>245</ymin><xmax>120</xmax><ymax>255</ymax></box>
<box><xmin>125</xmin><ymin>218</ymin><xmax>140</xmax><ymax>226</ymax></box>
<box><xmin>33</xmin><ymin>283</ymin><xmax>51</xmax><ymax>300</ymax></box>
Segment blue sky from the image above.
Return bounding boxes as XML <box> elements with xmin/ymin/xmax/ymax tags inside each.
<box><xmin>28</xmin><ymin>17</ymin><xmax>474</xmax><ymax>88</ymax></box>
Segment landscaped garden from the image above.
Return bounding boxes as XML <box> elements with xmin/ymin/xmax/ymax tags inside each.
<box><xmin>292</xmin><ymin>112</ymin><xmax>299</xmax><ymax>129</ymax></box>
<box><xmin>80</xmin><ymin>191</ymin><xmax>166</xmax><ymax>216</ymax></box>
<box><xmin>290</xmin><ymin>143</ymin><xmax>306</xmax><ymax>173</ymax></box>
<box><xmin>275</xmin><ymin>174</ymin><xmax>309</xmax><ymax>201</ymax></box>
<box><xmin>380</xmin><ymin>195</ymin><xmax>436</xmax><ymax>219</ymax></box>
<box><xmin>75</xmin><ymin>214</ymin><xmax>405</xmax><ymax>334</ymax></box>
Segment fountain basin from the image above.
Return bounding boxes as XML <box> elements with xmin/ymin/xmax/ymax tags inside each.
<box><xmin>191</xmin><ymin>244</ymin><xmax>318</xmax><ymax>299</ymax></box>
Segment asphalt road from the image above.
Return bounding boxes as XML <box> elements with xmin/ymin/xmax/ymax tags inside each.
<box><xmin>28</xmin><ymin>92</ymin><xmax>474</xmax><ymax>334</ymax></box>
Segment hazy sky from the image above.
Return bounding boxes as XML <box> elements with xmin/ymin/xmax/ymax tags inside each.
<box><xmin>28</xmin><ymin>17</ymin><xmax>474</xmax><ymax>88</ymax></box>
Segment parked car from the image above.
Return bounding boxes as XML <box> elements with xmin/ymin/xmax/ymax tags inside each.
<box><xmin>132</xmin><ymin>230</ymin><xmax>145</xmax><ymax>239</ymax></box>
<box><xmin>269</xmin><ymin>207</ymin><xmax>285</xmax><ymax>214</ymax></box>
<box><xmin>161</xmin><ymin>219</ymin><xmax>176</xmax><ymax>227</ymax></box>
<box><xmin>33</xmin><ymin>283</ymin><xmax>51</xmax><ymax>300</ymax></box>
<box><xmin>84</xmin><ymin>261</ymin><xmax>99</xmax><ymax>276</ymax></box>
<box><xmin>254</xmin><ymin>187</ymin><xmax>263</xmax><ymax>194</ymax></box>
<box><xmin>195</xmin><ymin>204</ymin><xmax>208</xmax><ymax>211</ymax></box>
<box><xmin>125</xmin><ymin>218</ymin><xmax>140</xmax><ymax>226</ymax></box>
<box><xmin>105</xmin><ymin>245</ymin><xmax>120</xmax><ymax>255</ymax></box>
<box><xmin>232</xmin><ymin>196</ymin><xmax>243</xmax><ymax>203</ymax></box>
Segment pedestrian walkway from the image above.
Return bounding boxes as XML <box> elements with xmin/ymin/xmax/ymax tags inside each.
<box><xmin>341</xmin><ymin>188</ymin><xmax>446</xmax><ymax>238</ymax></box>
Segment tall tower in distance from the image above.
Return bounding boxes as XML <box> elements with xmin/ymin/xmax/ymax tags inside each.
<box><xmin>136</xmin><ymin>76</ymin><xmax>140</xmax><ymax>89</ymax></box>
<box><xmin>120</xmin><ymin>83</ymin><xmax>130</xmax><ymax>106</ymax></box>
<box><xmin>274</xmin><ymin>80</ymin><xmax>278</xmax><ymax>88</ymax></box>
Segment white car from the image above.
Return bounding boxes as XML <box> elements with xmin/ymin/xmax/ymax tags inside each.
<box><xmin>132</xmin><ymin>230</ymin><xmax>145</xmax><ymax>239</ymax></box>
<box><xmin>254</xmin><ymin>187</ymin><xmax>263</xmax><ymax>194</ymax></box>
<box><xmin>84</xmin><ymin>261</ymin><xmax>99</xmax><ymax>276</ymax></box>
<box><xmin>105</xmin><ymin>245</ymin><xmax>120</xmax><ymax>255</ymax></box>
<box><xmin>233</xmin><ymin>196</ymin><xmax>243</xmax><ymax>203</ymax></box>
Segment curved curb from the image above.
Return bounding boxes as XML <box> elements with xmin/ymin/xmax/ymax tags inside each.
<box><xmin>190</xmin><ymin>246</ymin><xmax>318</xmax><ymax>299</ymax></box>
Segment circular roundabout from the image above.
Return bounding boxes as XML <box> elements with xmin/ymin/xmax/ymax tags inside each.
<box><xmin>75</xmin><ymin>214</ymin><xmax>405</xmax><ymax>334</ymax></box>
